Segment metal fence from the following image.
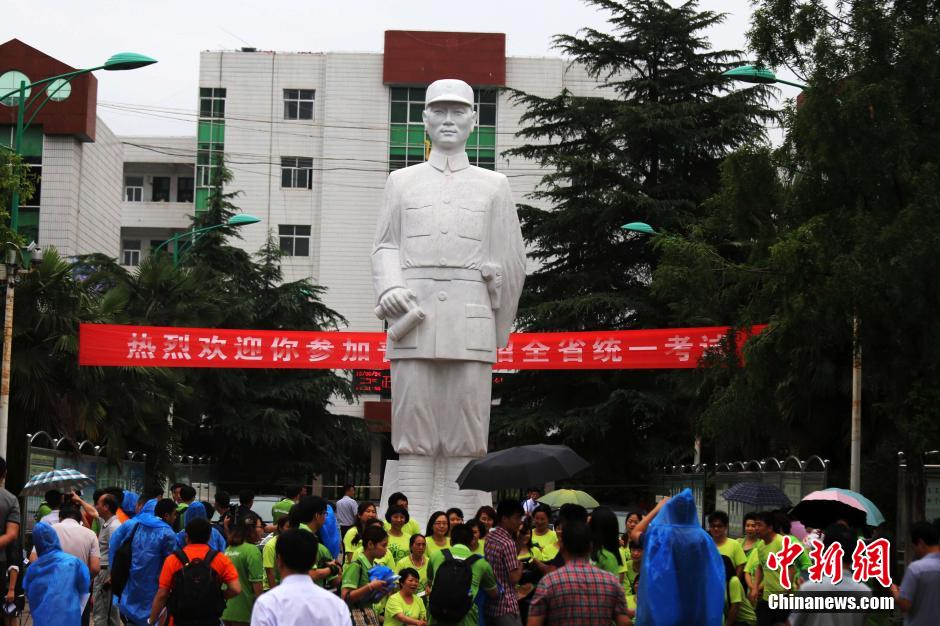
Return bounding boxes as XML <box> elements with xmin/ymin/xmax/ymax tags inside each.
<box><xmin>652</xmin><ymin>455</ymin><xmax>829</xmax><ymax>535</ymax></box>
<box><xmin>896</xmin><ymin>450</ymin><xmax>940</xmax><ymax>572</ymax></box>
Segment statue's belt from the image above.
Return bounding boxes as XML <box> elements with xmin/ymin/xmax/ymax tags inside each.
<box><xmin>401</xmin><ymin>267</ymin><xmax>484</xmax><ymax>282</ymax></box>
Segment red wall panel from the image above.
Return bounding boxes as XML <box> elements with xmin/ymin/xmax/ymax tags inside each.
<box><xmin>383</xmin><ymin>31</ymin><xmax>505</xmax><ymax>87</ymax></box>
<box><xmin>0</xmin><ymin>39</ymin><xmax>97</xmax><ymax>141</ymax></box>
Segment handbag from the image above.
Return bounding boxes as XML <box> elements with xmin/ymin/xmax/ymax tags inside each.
<box><xmin>350</xmin><ymin>606</ymin><xmax>380</xmax><ymax>626</ymax></box>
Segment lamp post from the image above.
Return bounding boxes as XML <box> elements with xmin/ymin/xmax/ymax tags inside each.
<box><xmin>723</xmin><ymin>66</ymin><xmax>861</xmax><ymax>492</ymax></box>
<box><xmin>153</xmin><ymin>214</ymin><xmax>261</xmax><ymax>267</ymax></box>
<box><xmin>624</xmin><ymin>212</ymin><xmax>861</xmax><ymax>492</ymax></box>
<box><xmin>0</xmin><ymin>52</ymin><xmax>156</xmax><ymax>462</ymax></box>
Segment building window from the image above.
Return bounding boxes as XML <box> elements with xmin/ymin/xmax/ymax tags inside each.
<box><xmin>284</xmin><ymin>89</ymin><xmax>315</xmax><ymax>120</ymax></box>
<box><xmin>389</xmin><ymin>87</ymin><xmax>428</xmax><ymax>171</ymax></box>
<box><xmin>199</xmin><ymin>87</ymin><xmax>226</xmax><ymax>119</ymax></box>
<box><xmin>279</xmin><ymin>225</ymin><xmax>311</xmax><ymax>256</ymax></box>
<box><xmin>152</xmin><ymin>176</ymin><xmax>171</xmax><ymax>202</ymax></box>
<box><xmin>122</xmin><ymin>240</ymin><xmax>141</xmax><ymax>266</ymax></box>
<box><xmin>388</xmin><ymin>87</ymin><xmax>497</xmax><ymax>172</ymax></box>
<box><xmin>280</xmin><ymin>157</ymin><xmax>313</xmax><ymax>189</ymax></box>
<box><xmin>125</xmin><ymin>176</ymin><xmax>143</xmax><ymax>202</ymax></box>
<box><xmin>177</xmin><ymin>176</ymin><xmax>194</xmax><ymax>203</ymax></box>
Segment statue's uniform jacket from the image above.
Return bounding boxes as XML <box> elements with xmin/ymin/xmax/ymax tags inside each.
<box><xmin>372</xmin><ymin>150</ymin><xmax>526</xmax><ymax>457</ymax></box>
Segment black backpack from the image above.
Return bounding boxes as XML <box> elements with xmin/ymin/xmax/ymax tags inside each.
<box><xmin>109</xmin><ymin>523</ymin><xmax>140</xmax><ymax>598</ymax></box>
<box><xmin>166</xmin><ymin>549</ymin><xmax>227</xmax><ymax>626</ymax></box>
<box><xmin>428</xmin><ymin>550</ymin><xmax>481</xmax><ymax>623</ymax></box>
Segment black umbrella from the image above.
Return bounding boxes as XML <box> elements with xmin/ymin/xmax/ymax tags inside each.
<box><xmin>456</xmin><ymin>444</ymin><xmax>590</xmax><ymax>491</ymax></box>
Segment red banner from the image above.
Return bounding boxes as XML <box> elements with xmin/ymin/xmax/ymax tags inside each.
<box><xmin>78</xmin><ymin>323</ymin><xmax>765</xmax><ymax>370</ymax></box>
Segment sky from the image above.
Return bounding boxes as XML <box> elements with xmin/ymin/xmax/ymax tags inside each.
<box><xmin>2</xmin><ymin>0</ymin><xmax>802</xmax><ymax>137</ymax></box>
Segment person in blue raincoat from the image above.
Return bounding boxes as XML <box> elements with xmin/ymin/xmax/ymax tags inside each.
<box><xmin>176</xmin><ymin>501</ymin><xmax>226</xmax><ymax>552</ymax></box>
<box><xmin>629</xmin><ymin>489</ymin><xmax>724</xmax><ymax>626</ymax></box>
<box><xmin>122</xmin><ymin>491</ymin><xmax>139</xmax><ymax>519</ymax></box>
<box><xmin>24</xmin><ymin>521</ymin><xmax>91</xmax><ymax>626</ymax></box>
<box><xmin>109</xmin><ymin>498</ymin><xmax>178</xmax><ymax>625</ymax></box>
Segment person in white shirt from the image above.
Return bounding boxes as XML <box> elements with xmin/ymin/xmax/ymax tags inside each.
<box><xmin>29</xmin><ymin>502</ymin><xmax>100</xmax><ymax>578</ymax></box>
<box><xmin>523</xmin><ymin>488</ymin><xmax>541</xmax><ymax>520</ymax></box>
<box><xmin>250</xmin><ymin>528</ymin><xmax>350</xmax><ymax>626</ymax></box>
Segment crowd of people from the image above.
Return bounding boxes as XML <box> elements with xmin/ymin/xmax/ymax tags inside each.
<box><xmin>0</xmin><ymin>460</ymin><xmax>936</xmax><ymax>626</ymax></box>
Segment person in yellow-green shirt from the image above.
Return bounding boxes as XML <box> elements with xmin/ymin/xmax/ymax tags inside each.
<box><xmin>424</xmin><ymin>511</ymin><xmax>451</xmax><ymax>559</ymax></box>
<box><xmin>344</xmin><ymin>501</ymin><xmax>378</xmax><ymax>563</ymax></box>
<box><xmin>746</xmin><ymin>511</ymin><xmax>801</xmax><ymax>625</ymax></box>
<box><xmin>620</xmin><ymin>540</ymin><xmax>642</xmax><ymax>599</ymax></box>
<box><xmin>271</xmin><ymin>485</ymin><xmax>302</xmax><ymax>525</ymax></box>
<box><xmin>721</xmin><ymin>554</ymin><xmax>757</xmax><ymax>626</ymax></box>
<box><xmin>397</xmin><ymin>534</ymin><xmax>429</xmax><ymax>595</ymax></box>
<box><xmin>353</xmin><ymin>519</ymin><xmax>397</xmax><ymax>568</ymax></box>
<box><xmin>341</xmin><ymin>524</ymin><xmax>395</xmax><ymax>612</ymax></box>
<box><xmin>738</xmin><ymin>512</ymin><xmax>761</xmax><ymax>560</ymax></box>
<box><xmin>262</xmin><ymin>515</ymin><xmax>290</xmax><ymax>590</ymax></box>
<box><xmin>530</xmin><ymin>504</ymin><xmax>557</xmax><ymax>552</ymax></box>
<box><xmin>385</xmin><ymin>568</ymin><xmax>428</xmax><ymax>626</ymax></box>
<box><xmin>466</xmin><ymin>519</ymin><xmax>487</xmax><ymax>556</ymax></box>
<box><xmin>708</xmin><ymin>510</ymin><xmax>748</xmax><ymax>578</ymax></box>
<box><xmin>590</xmin><ymin>506</ymin><xmax>624</xmax><ymax>581</ymax></box>
<box><xmin>385</xmin><ymin>492</ymin><xmax>423</xmax><ymax>537</ymax></box>
<box><xmin>385</xmin><ymin>505</ymin><xmax>414</xmax><ymax>563</ymax></box>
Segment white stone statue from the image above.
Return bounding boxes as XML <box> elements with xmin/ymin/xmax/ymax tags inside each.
<box><xmin>372</xmin><ymin>78</ymin><xmax>526</xmax><ymax>525</ymax></box>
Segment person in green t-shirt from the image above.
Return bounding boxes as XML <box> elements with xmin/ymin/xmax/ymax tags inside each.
<box><xmin>397</xmin><ymin>534</ymin><xmax>429</xmax><ymax>595</ymax></box>
<box><xmin>293</xmin><ymin>496</ymin><xmax>342</xmax><ymax>588</ymax></box>
<box><xmin>346</xmin><ymin>501</ymin><xmax>378</xmax><ymax>563</ymax></box>
<box><xmin>222</xmin><ymin>512</ymin><xmax>265</xmax><ymax>624</ymax></box>
<box><xmin>530</xmin><ymin>504</ymin><xmax>557</xmax><ymax>552</ymax></box>
<box><xmin>621</xmin><ymin>540</ymin><xmax>642</xmax><ymax>599</ymax></box>
<box><xmin>262</xmin><ymin>515</ymin><xmax>290</xmax><ymax>590</ymax></box>
<box><xmin>746</xmin><ymin>511</ymin><xmax>801</xmax><ymax>625</ymax></box>
<box><xmin>385</xmin><ymin>505</ymin><xmax>414</xmax><ymax>563</ymax></box>
<box><xmin>384</xmin><ymin>492</ymin><xmax>423</xmax><ymax>537</ymax></box>
<box><xmin>722</xmin><ymin>555</ymin><xmax>757</xmax><ymax>625</ymax></box>
<box><xmin>424</xmin><ymin>511</ymin><xmax>451</xmax><ymax>560</ymax></box>
<box><xmin>34</xmin><ymin>489</ymin><xmax>61</xmax><ymax>522</ymax></box>
<box><xmin>353</xmin><ymin>519</ymin><xmax>398</xmax><ymax>569</ymax></box>
<box><xmin>341</xmin><ymin>524</ymin><xmax>394</xmax><ymax>610</ymax></box>
<box><xmin>708</xmin><ymin>510</ymin><xmax>748</xmax><ymax>578</ymax></box>
<box><xmin>427</xmin><ymin>524</ymin><xmax>499</xmax><ymax>626</ymax></box>
<box><xmin>590</xmin><ymin>506</ymin><xmax>624</xmax><ymax>581</ymax></box>
<box><xmin>271</xmin><ymin>485</ymin><xmax>302</xmax><ymax>525</ymax></box>
<box><xmin>385</xmin><ymin>568</ymin><xmax>428</xmax><ymax>626</ymax></box>
<box><xmin>175</xmin><ymin>485</ymin><xmax>196</xmax><ymax>532</ymax></box>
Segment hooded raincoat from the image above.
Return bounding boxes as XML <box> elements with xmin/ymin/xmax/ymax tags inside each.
<box><xmin>175</xmin><ymin>502</ymin><xmax>227</xmax><ymax>552</ymax></box>
<box><xmin>23</xmin><ymin>522</ymin><xmax>91</xmax><ymax>626</ymax></box>
<box><xmin>108</xmin><ymin>498</ymin><xmax>177</xmax><ymax>625</ymax></box>
<box><xmin>121</xmin><ymin>491</ymin><xmax>139</xmax><ymax>519</ymax></box>
<box><xmin>637</xmin><ymin>488</ymin><xmax>724</xmax><ymax>626</ymax></box>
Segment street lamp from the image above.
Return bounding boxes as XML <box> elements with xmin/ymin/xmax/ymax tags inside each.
<box><xmin>721</xmin><ymin>65</ymin><xmax>807</xmax><ymax>90</ymax></box>
<box><xmin>0</xmin><ymin>52</ymin><xmax>156</xmax><ymax>463</ymax></box>
<box><xmin>723</xmin><ymin>67</ymin><xmax>861</xmax><ymax>493</ymax></box>
<box><xmin>153</xmin><ymin>214</ymin><xmax>262</xmax><ymax>266</ymax></box>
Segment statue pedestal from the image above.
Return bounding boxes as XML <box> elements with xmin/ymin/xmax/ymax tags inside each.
<box><xmin>379</xmin><ymin>454</ymin><xmax>491</xmax><ymax>526</ymax></box>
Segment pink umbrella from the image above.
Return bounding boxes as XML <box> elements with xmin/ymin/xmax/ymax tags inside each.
<box><xmin>789</xmin><ymin>490</ymin><xmax>867</xmax><ymax>529</ymax></box>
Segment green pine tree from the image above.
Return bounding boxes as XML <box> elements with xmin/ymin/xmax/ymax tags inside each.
<box><xmin>493</xmin><ymin>0</ymin><xmax>776</xmax><ymax>493</ymax></box>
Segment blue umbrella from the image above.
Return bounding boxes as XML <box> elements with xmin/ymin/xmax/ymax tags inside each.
<box><xmin>822</xmin><ymin>488</ymin><xmax>885</xmax><ymax>527</ymax></box>
<box><xmin>721</xmin><ymin>482</ymin><xmax>792</xmax><ymax>508</ymax></box>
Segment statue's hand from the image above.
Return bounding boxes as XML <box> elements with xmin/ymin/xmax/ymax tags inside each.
<box><xmin>379</xmin><ymin>287</ymin><xmax>417</xmax><ymax>318</ymax></box>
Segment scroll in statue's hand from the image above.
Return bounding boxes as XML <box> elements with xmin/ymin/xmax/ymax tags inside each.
<box><xmin>378</xmin><ymin>287</ymin><xmax>418</xmax><ymax>319</ymax></box>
